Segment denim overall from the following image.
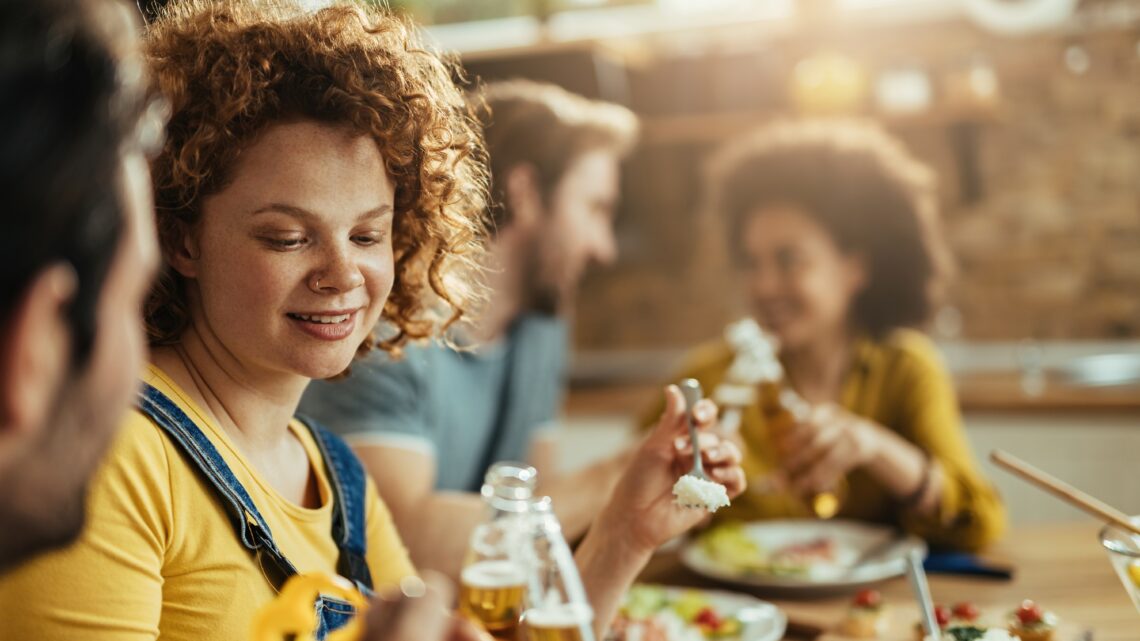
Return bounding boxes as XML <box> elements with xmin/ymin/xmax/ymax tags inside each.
<box><xmin>137</xmin><ymin>383</ymin><xmax>374</xmax><ymax>640</ymax></box>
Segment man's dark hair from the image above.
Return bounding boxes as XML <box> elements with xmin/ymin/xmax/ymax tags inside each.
<box><xmin>0</xmin><ymin>0</ymin><xmax>151</xmax><ymax>364</ymax></box>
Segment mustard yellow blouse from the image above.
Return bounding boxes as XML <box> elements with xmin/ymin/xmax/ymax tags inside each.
<box><xmin>646</xmin><ymin>329</ymin><xmax>1006</xmax><ymax>552</ymax></box>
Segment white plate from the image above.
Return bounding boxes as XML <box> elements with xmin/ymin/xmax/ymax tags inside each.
<box><xmin>680</xmin><ymin>519</ymin><xmax>926</xmax><ymax>596</ymax></box>
<box><xmin>616</xmin><ymin>585</ymin><xmax>786</xmax><ymax>641</ymax></box>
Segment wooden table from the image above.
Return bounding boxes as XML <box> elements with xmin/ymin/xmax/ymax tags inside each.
<box><xmin>638</xmin><ymin>522</ymin><xmax>1137</xmax><ymax>640</ymax></box>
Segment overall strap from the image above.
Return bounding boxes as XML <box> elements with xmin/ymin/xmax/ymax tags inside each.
<box><xmin>136</xmin><ymin>383</ymin><xmax>299</xmax><ymax>589</ymax></box>
<box><xmin>297</xmin><ymin>415</ymin><xmax>374</xmax><ymax>592</ymax></box>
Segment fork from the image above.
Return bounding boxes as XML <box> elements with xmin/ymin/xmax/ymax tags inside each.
<box><xmin>679</xmin><ymin>378</ymin><xmax>707</xmax><ymax>481</ymax></box>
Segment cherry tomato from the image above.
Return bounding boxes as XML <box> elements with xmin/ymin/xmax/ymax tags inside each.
<box><xmin>1016</xmin><ymin>600</ymin><xmax>1044</xmax><ymax>625</ymax></box>
<box><xmin>934</xmin><ymin>604</ymin><xmax>952</xmax><ymax>627</ymax></box>
<box><xmin>694</xmin><ymin>607</ymin><xmax>723</xmax><ymax>628</ymax></box>
<box><xmin>853</xmin><ymin>589</ymin><xmax>882</xmax><ymax>609</ymax></box>
<box><xmin>952</xmin><ymin>602</ymin><xmax>979</xmax><ymax>621</ymax></box>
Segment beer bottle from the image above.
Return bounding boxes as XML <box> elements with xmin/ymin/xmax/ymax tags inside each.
<box><xmin>519</xmin><ymin>497</ymin><xmax>595</xmax><ymax>641</ymax></box>
<box><xmin>459</xmin><ymin>462</ymin><xmax>536</xmax><ymax>641</ymax></box>
<box><xmin>757</xmin><ymin>380</ymin><xmax>845</xmax><ymax>519</ymax></box>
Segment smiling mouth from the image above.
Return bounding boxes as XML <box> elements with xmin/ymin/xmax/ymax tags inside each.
<box><xmin>287</xmin><ymin>312</ymin><xmax>353</xmax><ymax>324</ymax></box>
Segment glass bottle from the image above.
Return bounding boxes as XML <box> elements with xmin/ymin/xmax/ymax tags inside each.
<box><xmin>757</xmin><ymin>380</ymin><xmax>845</xmax><ymax>519</ymax></box>
<box><xmin>459</xmin><ymin>461</ymin><xmax>537</xmax><ymax>641</ymax></box>
<box><xmin>519</xmin><ymin>497</ymin><xmax>595</xmax><ymax>641</ymax></box>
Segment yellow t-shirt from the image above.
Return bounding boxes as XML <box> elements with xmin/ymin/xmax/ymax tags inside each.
<box><xmin>644</xmin><ymin>330</ymin><xmax>1007</xmax><ymax>552</ymax></box>
<box><xmin>0</xmin><ymin>364</ymin><xmax>415</xmax><ymax>641</ymax></box>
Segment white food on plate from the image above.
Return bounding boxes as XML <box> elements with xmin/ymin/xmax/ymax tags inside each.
<box><xmin>673</xmin><ymin>475</ymin><xmax>730</xmax><ymax>512</ymax></box>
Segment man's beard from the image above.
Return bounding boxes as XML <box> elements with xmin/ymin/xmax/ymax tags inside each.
<box><xmin>0</xmin><ymin>376</ymin><xmax>108</xmax><ymax>572</ymax></box>
<box><xmin>518</xmin><ymin>237</ymin><xmax>570</xmax><ymax>317</ymax></box>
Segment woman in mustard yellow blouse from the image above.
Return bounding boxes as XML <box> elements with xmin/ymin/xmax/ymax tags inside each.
<box><xmin>660</xmin><ymin>120</ymin><xmax>1005</xmax><ymax>551</ymax></box>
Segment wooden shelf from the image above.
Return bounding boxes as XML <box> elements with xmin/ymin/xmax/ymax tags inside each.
<box><xmin>641</xmin><ymin>103</ymin><xmax>1005</xmax><ymax>146</ymax></box>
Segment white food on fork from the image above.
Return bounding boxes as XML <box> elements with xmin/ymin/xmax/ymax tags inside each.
<box><xmin>671</xmin><ymin>379</ymin><xmax>731</xmax><ymax>512</ymax></box>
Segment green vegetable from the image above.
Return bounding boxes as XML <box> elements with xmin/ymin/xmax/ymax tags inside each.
<box><xmin>622</xmin><ymin>585</ymin><xmax>669</xmax><ymax>620</ymax></box>
<box><xmin>946</xmin><ymin>626</ymin><xmax>987</xmax><ymax>641</ymax></box>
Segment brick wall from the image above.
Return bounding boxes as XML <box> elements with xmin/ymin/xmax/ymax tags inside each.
<box><xmin>572</xmin><ymin>22</ymin><xmax>1140</xmax><ymax>350</ymax></box>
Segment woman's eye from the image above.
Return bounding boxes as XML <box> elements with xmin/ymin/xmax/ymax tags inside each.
<box><xmin>353</xmin><ymin>232</ymin><xmax>386</xmax><ymax>245</ymax></box>
<box><xmin>262</xmin><ymin>236</ymin><xmax>307</xmax><ymax>250</ymax></box>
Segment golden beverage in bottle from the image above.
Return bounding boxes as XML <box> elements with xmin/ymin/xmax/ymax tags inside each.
<box><xmin>757</xmin><ymin>381</ymin><xmax>842</xmax><ymax>519</ymax></box>
<box><xmin>521</xmin><ymin>604</ymin><xmax>592</xmax><ymax>641</ymax></box>
<box><xmin>459</xmin><ymin>560</ymin><xmax>527</xmax><ymax>640</ymax></box>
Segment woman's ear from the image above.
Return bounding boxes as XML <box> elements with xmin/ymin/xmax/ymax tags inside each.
<box><xmin>166</xmin><ymin>221</ymin><xmax>200</xmax><ymax>279</ymax></box>
<box><xmin>503</xmin><ymin>163</ymin><xmax>543</xmax><ymax>231</ymax></box>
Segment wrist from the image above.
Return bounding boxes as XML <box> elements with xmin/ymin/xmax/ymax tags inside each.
<box><xmin>856</xmin><ymin>418</ymin><xmax>889</xmax><ymax>469</ymax></box>
<box><xmin>577</xmin><ymin>527</ymin><xmax>654</xmax><ymax>588</ymax></box>
<box><xmin>591</xmin><ymin>503</ymin><xmax>659</xmax><ymax>560</ymax></box>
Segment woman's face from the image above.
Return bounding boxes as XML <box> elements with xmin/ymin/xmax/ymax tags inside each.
<box><xmin>737</xmin><ymin>205</ymin><xmax>866</xmax><ymax>352</ymax></box>
<box><xmin>177</xmin><ymin>121</ymin><xmax>395</xmax><ymax>381</ymax></box>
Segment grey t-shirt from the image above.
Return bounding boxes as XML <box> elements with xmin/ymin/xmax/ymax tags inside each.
<box><xmin>299</xmin><ymin>315</ymin><xmax>568</xmax><ymax>492</ymax></box>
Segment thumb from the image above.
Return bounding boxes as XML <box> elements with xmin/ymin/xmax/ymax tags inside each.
<box><xmin>649</xmin><ymin>384</ymin><xmax>686</xmax><ymax>443</ymax></box>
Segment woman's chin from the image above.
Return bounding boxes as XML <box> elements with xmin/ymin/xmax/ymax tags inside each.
<box><xmin>290</xmin><ymin>351</ymin><xmax>359</xmax><ymax>381</ymax></box>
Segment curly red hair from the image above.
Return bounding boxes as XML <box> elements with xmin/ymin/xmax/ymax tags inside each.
<box><xmin>143</xmin><ymin>0</ymin><xmax>488</xmax><ymax>357</ymax></box>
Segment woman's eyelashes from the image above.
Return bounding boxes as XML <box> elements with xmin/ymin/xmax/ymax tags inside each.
<box><xmin>260</xmin><ymin>234</ymin><xmax>307</xmax><ymax>251</ymax></box>
<box><xmin>256</xmin><ymin>229</ymin><xmax>388</xmax><ymax>251</ymax></box>
<box><xmin>351</xmin><ymin>229</ymin><xmax>387</xmax><ymax>246</ymax></box>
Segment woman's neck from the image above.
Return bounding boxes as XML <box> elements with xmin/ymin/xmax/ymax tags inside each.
<box><xmin>782</xmin><ymin>326</ymin><xmax>855</xmax><ymax>404</ymax></box>
<box><xmin>151</xmin><ymin>324</ymin><xmax>308</xmax><ymax>454</ymax></box>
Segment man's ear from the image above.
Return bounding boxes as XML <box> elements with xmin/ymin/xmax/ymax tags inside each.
<box><xmin>0</xmin><ymin>263</ymin><xmax>77</xmax><ymax>438</ymax></box>
<box><xmin>503</xmin><ymin>163</ymin><xmax>543</xmax><ymax>231</ymax></box>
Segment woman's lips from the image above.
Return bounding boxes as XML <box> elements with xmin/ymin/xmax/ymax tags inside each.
<box><xmin>286</xmin><ymin>309</ymin><xmax>359</xmax><ymax>341</ymax></box>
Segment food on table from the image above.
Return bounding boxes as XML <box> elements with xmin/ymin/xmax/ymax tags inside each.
<box><xmin>696</xmin><ymin>523</ymin><xmax>846</xmax><ymax>577</ymax></box>
<box><xmin>673</xmin><ymin>475</ymin><xmax>731</xmax><ymax>512</ymax></box>
<box><xmin>837</xmin><ymin>588</ymin><xmax>887</xmax><ymax>638</ymax></box>
<box><xmin>913</xmin><ymin>604</ymin><xmax>953</xmax><ymax>640</ymax></box>
<box><xmin>1006</xmin><ymin>600</ymin><xmax>1057</xmax><ymax>641</ymax></box>
<box><xmin>699</xmin><ymin>523</ymin><xmax>768</xmax><ymax>573</ymax></box>
<box><xmin>934</xmin><ymin>626</ymin><xmax>1017</xmax><ymax>641</ymax></box>
<box><xmin>610</xmin><ymin>585</ymin><xmax>744</xmax><ymax>641</ymax></box>
<box><xmin>768</xmin><ymin>537</ymin><xmax>836</xmax><ymax>574</ymax></box>
<box><xmin>952</xmin><ymin>602</ymin><xmax>980</xmax><ymax>624</ymax></box>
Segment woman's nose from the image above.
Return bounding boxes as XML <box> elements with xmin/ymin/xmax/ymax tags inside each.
<box><xmin>309</xmin><ymin>244</ymin><xmax>364</xmax><ymax>293</ymax></box>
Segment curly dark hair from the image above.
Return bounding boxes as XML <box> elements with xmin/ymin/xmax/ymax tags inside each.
<box><xmin>708</xmin><ymin>119</ymin><xmax>952</xmax><ymax>337</ymax></box>
<box><xmin>143</xmin><ymin>0</ymin><xmax>488</xmax><ymax>356</ymax></box>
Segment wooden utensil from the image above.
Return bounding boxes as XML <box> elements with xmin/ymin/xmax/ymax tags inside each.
<box><xmin>991</xmin><ymin>449</ymin><xmax>1140</xmax><ymax>537</ymax></box>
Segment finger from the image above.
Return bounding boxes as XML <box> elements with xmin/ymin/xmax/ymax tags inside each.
<box><xmin>649</xmin><ymin>385</ymin><xmax>686</xmax><ymax>443</ymax></box>
<box><xmin>789</xmin><ymin>445</ymin><xmax>848</xmax><ymax>496</ymax></box>
<box><xmin>364</xmin><ymin>573</ymin><xmax>453</xmax><ymax>641</ymax></box>
<box><xmin>691</xmin><ymin>399</ymin><xmax>717</xmax><ymax>427</ymax></box>
<box><xmin>710</xmin><ymin>465</ymin><xmax>747</xmax><ymax>498</ymax></box>
<box><xmin>673</xmin><ymin>431</ymin><xmax>722</xmax><ymax>454</ymax></box>
<box><xmin>777</xmin><ymin>422</ymin><xmax>819</xmax><ymax>459</ymax></box>
<box><xmin>449</xmin><ymin>615</ymin><xmax>494</xmax><ymax>641</ymax></box>
<box><xmin>693</xmin><ymin>439</ymin><xmax>742</xmax><ymax>467</ymax></box>
<box><xmin>784</xmin><ymin>426</ymin><xmax>841</xmax><ymax>475</ymax></box>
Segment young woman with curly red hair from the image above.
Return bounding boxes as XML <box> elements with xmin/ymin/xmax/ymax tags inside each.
<box><xmin>0</xmin><ymin>2</ymin><xmax>744</xmax><ymax>640</ymax></box>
